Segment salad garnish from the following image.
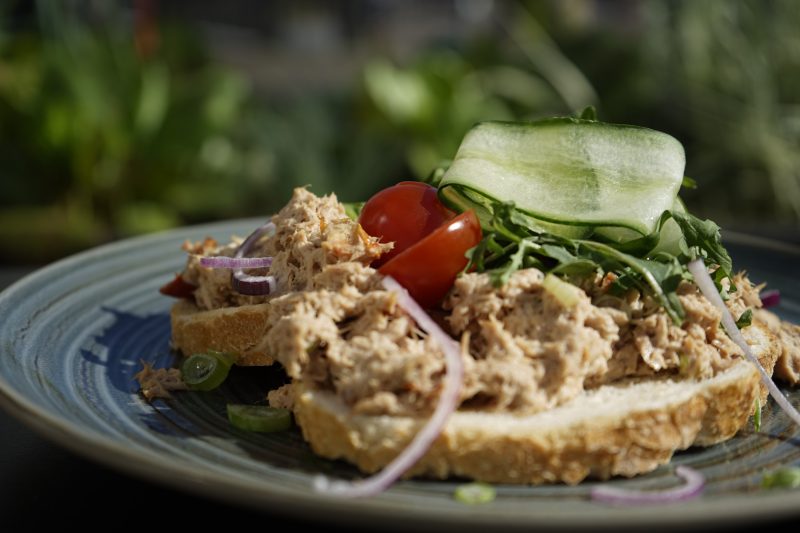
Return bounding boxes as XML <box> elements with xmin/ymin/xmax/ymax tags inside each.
<box><xmin>761</xmin><ymin>467</ymin><xmax>800</xmax><ymax>489</ymax></box>
<box><xmin>200</xmin><ymin>256</ymin><xmax>273</xmax><ymax>269</ymax></box>
<box><xmin>454</xmin><ymin>482</ymin><xmax>497</xmax><ymax>505</ymax></box>
<box><xmin>180</xmin><ymin>351</ymin><xmax>234</xmax><ymax>391</ymax></box>
<box><xmin>227</xmin><ymin>405</ymin><xmax>293</xmax><ymax>433</ymax></box>
<box><xmin>230</xmin><ymin>220</ymin><xmax>276</xmax><ymax>295</ymax></box>
<box><xmin>590</xmin><ymin>466</ymin><xmax>705</xmax><ymax>505</ymax></box>
<box><xmin>760</xmin><ymin>289</ymin><xmax>781</xmax><ymax>308</ymax></box>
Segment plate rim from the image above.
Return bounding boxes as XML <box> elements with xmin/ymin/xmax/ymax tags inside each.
<box><xmin>1</xmin><ymin>220</ymin><xmax>799</xmax><ymax>528</ymax></box>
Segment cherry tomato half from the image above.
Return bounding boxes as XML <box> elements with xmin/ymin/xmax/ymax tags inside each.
<box><xmin>379</xmin><ymin>210</ymin><xmax>482</xmax><ymax>309</ymax></box>
<box><xmin>159</xmin><ymin>273</ymin><xmax>197</xmax><ymax>298</ymax></box>
<box><xmin>358</xmin><ymin>181</ymin><xmax>456</xmax><ymax>267</ymax></box>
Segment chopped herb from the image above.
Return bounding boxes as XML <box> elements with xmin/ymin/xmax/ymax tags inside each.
<box><xmin>736</xmin><ymin>309</ymin><xmax>753</xmax><ymax>329</ymax></box>
<box><xmin>761</xmin><ymin>467</ymin><xmax>800</xmax><ymax>489</ymax></box>
<box><xmin>454</xmin><ymin>482</ymin><xmax>496</xmax><ymax>505</ymax></box>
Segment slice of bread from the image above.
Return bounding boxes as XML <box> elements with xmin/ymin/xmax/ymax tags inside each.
<box><xmin>291</xmin><ymin>323</ymin><xmax>780</xmax><ymax>485</ymax></box>
<box><xmin>170</xmin><ymin>299</ymin><xmax>274</xmax><ymax>366</ymax></box>
<box><xmin>169</xmin><ymin>283</ymin><xmax>784</xmax><ymax>485</ymax></box>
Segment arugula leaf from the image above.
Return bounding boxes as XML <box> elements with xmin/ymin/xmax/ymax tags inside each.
<box><xmin>423</xmin><ymin>160</ymin><xmax>451</xmax><ymax>187</ymax></box>
<box><xmin>458</xmin><ymin>189</ymin><xmax>736</xmax><ymax>326</ymax></box>
<box><xmin>577</xmin><ymin>240</ymin><xmax>685</xmax><ymax>324</ymax></box>
<box><xmin>670</xmin><ymin>210</ymin><xmax>732</xmax><ymax>277</ymax></box>
<box><xmin>489</xmin><ymin>238</ymin><xmax>541</xmax><ymax>286</ymax></box>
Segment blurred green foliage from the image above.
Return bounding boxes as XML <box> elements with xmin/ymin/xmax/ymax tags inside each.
<box><xmin>1</xmin><ymin>0</ymin><xmax>798</xmax><ymax>264</ymax></box>
<box><xmin>551</xmin><ymin>0</ymin><xmax>800</xmax><ymax>227</ymax></box>
<box><xmin>0</xmin><ymin>3</ymin><xmax>261</xmax><ymax>261</ymax></box>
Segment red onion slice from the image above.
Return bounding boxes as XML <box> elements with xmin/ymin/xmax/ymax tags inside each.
<box><xmin>231</xmin><ymin>273</ymin><xmax>277</xmax><ymax>296</ymax></box>
<box><xmin>760</xmin><ymin>289</ymin><xmax>781</xmax><ymax>309</ymax></box>
<box><xmin>200</xmin><ymin>256</ymin><xmax>273</xmax><ymax>269</ymax></box>
<box><xmin>313</xmin><ymin>276</ymin><xmax>464</xmax><ymax>498</ymax></box>
<box><xmin>687</xmin><ymin>259</ymin><xmax>800</xmax><ymax>428</ymax></box>
<box><xmin>231</xmin><ymin>221</ymin><xmax>276</xmax><ymax>296</ymax></box>
<box><xmin>591</xmin><ymin>466</ymin><xmax>705</xmax><ymax>505</ymax></box>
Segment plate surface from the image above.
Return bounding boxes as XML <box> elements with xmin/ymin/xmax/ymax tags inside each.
<box><xmin>1</xmin><ymin>220</ymin><xmax>799</xmax><ymax>530</ymax></box>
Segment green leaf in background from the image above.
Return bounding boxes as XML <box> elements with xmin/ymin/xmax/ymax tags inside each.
<box><xmin>1</xmin><ymin>0</ymin><xmax>798</xmax><ymax>264</ymax></box>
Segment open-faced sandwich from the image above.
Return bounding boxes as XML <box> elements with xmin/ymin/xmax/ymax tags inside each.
<box><xmin>150</xmin><ymin>111</ymin><xmax>800</xmax><ymax>497</ymax></box>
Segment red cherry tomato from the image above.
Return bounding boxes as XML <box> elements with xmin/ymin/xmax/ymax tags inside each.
<box><xmin>159</xmin><ymin>273</ymin><xmax>197</xmax><ymax>298</ymax></box>
<box><xmin>359</xmin><ymin>181</ymin><xmax>456</xmax><ymax>267</ymax></box>
<box><xmin>379</xmin><ymin>210</ymin><xmax>482</xmax><ymax>309</ymax></box>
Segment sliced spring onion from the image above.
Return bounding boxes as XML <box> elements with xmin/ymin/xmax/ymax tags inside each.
<box><xmin>200</xmin><ymin>256</ymin><xmax>273</xmax><ymax>269</ymax></box>
<box><xmin>181</xmin><ymin>351</ymin><xmax>234</xmax><ymax>391</ymax></box>
<box><xmin>761</xmin><ymin>467</ymin><xmax>800</xmax><ymax>489</ymax></box>
<box><xmin>438</xmin><ymin>118</ymin><xmax>685</xmax><ymax>238</ymax></box>
<box><xmin>590</xmin><ymin>466</ymin><xmax>705</xmax><ymax>505</ymax></box>
<box><xmin>313</xmin><ymin>275</ymin><xmax>465</xmax><ymax>498</ymax></box>
<box><xmin>226</xmin><ymin>404</ymin><xmax>292</xmax><ymax>433</ymax></box>
<box><xmin>231</xmin><ymin>221</ymin><xmax>276</xmax><ymax>296</ymax></box>
<box><xmin>760</xmin><ymin>289</ymin><xmax>781</xmax><ymax>309</ymax></box>
<box><xmin>453</xmin><ymin>482</ymin><xmax>496</xmax><ymax>505</ymax></box>
<box><xmin>687</xmin><ymin>259</ymin><xmax>800</xmax><ymax>429</ymax></box>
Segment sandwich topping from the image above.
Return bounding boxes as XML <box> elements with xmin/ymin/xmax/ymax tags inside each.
<box><xmin>180</xmin><ymin>188</ymin><xmax>390</xmax><ymax>310</ymax></box>
<box><xmin>172</xmin><ymin>186</ymin><xmax>792</xmax><ymax>420</ymax></box>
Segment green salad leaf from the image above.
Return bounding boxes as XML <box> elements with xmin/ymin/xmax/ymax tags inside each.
<box><xmin>464</xmin><ymin>199</ymin><xmax>729</xmax><ymax>325</ymax></box>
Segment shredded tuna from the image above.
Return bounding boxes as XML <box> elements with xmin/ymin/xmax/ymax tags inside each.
<box><xmin>756</xmin><ymin>309</ymin><xmax>800</xmax><ymax>385</ymax></box>
<box><xmin>267</xmin><ymin>384</ymin><xmax>295</xmax><ymax>409</ymax></box>
<box><xmin>445</xmin><ymin>270</ymin><xmax>619</xmax><ymax>412</ymax></box>
<box><xmin>178</xmin><ymin>187</ymin><xmax>775</xmax><ymax>417</ymax></box>
<box><xmin>134</xmin><ymin>361</ymin><xmax>187</xmax><ymax>400</ymax></box>
<box><xmin>181</xmin><ymin>188</ymin><xmax>390</xmax><ymax>311</ymax></box>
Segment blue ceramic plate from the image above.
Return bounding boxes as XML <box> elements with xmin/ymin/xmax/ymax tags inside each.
<box><xmin>0</xmin><ymin>220</ymin><xmax>799</xmax><ymax>529</ymax></box>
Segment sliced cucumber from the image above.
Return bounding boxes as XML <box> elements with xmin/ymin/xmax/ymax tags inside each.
<box><xmin>439</xmin><ymin>184</ymin><xmax>593</xmax><ymax>239</ymax></box>
<box><xmin>439</xmin><ymin>118</ymin><xmax>685</xmax><ymax>238</ymax></box>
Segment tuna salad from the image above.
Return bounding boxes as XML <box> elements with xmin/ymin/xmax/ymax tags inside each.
<box><xmin>164</xmin><ymin>187</ymin><xmax>799</xmax><ymax>418</ymax></box>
